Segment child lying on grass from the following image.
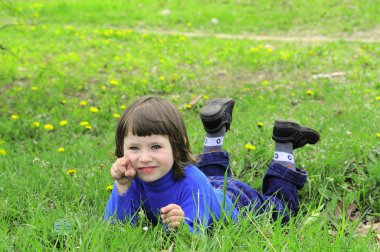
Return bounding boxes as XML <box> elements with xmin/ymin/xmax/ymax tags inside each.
<box><xmin>105</xmin><ymin>96</ymin><xmax>320</xmax><ymax>232</ymax></box>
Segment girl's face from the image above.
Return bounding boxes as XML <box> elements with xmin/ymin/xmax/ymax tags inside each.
<box><xmin>123</xmin><ymin>133</ymin><xmax>174</xmax><ymax>182</ymax></box>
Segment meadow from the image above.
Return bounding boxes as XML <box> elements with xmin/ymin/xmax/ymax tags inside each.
<box><xmin>1</xmin><ymin>0</ymin><xmax>380</xmax><ymax>250</ymax></box>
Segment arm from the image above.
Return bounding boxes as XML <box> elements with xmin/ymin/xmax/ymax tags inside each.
<box><xmin>104</xmin><ymin>156</ymin><xmax>140</xmax><ymax>223</ymax></box>
<box><xmin>104</xmin><ymin>181</ymin><xmax>141</xmax><ymax>223</ymax></box>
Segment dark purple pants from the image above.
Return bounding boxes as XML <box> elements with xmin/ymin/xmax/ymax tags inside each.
<box><xmin>197</xmin><ymin>151</ymin><xmax>307</xmax><ymax>222</ymax></box>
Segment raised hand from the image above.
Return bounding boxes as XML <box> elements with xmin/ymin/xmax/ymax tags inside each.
<box><xmin>110</xmin><ymin>156</ymin><xmax>136</xmax><ymax>194</ymax></box>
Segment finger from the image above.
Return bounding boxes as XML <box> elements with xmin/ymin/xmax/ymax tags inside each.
<box><xmin>119</xmin><ymin>156</ymin><xmax>130</xmax><ymax>166</ymax></box>
<box><xmin>125</xmin><ymin>160</ymin><xmax>136</xmax><ymax>172</ymax></box>
<box><xmin>163</xmin><ymin>215</ymin><xmax>183</xmax><ymax>224</ymax></box>
<box><xmin>161</xmin><ymin>212</ymin><xmax>184</xmax><ymax>227</ymax></box>
<box><xmin>165</xmin><ymin>208</ymin><xmax>183</xmax><ymax>218</ymax></box>
<box><xmin>110</xmin><ymin>167</ymin><xmax>123</xmax><ymax>180</ymax></box>
<box><xmin>168</xmin><ymin>208</ymin><xmax>185</xmax><ymax>219</ymax></box>
<box><xmin>164</xmin><ymin>217</ymin><xmax>183</xmax><ymax>229</ymax></box>
<box><xmin>125</xmin><ymin>167</ymin><xmax>136</xmax><ymax>177</ymax></box>
<box><xmin>161</xmin><ymin>204</ymin><xmax>180</xmax><ymax>214</ymax></box>
<box><xmin>167</xmin><ymin>221</ymin><xmax>181</xmax><ymax>229</ymax></box>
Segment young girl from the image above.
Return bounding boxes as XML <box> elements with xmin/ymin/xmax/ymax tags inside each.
<box><xmin>104</xmin><ymin>96</ymin><xmax>320</xmax><ymax>232</ymax></box>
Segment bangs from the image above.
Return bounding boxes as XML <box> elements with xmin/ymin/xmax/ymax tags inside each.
<box><xmin>123</xmin><ymin>100</ymin><xmax>173</xmax><ymax>137</ymax></box>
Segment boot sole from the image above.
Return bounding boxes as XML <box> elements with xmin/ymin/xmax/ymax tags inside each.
<box><xmin>200</xmin><ymin>98</ymin><xmax>234</xmax><ymax>133</ymax></box>
<box><xmin>273</xmin><ymin>119</ymin><xmax>320</xmax><ymax>147</ymax></box>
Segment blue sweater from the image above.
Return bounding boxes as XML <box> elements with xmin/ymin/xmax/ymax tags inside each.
<box><xmin>105</xmin><ymin>164</ymin><xmax>238</xmax><ymax>232</ymax></box>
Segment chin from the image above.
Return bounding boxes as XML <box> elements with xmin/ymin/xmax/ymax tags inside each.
<box><xmin>137</xmin><ymin>174</ymin><xmax>159</xmax><ymax>183</ymax></box>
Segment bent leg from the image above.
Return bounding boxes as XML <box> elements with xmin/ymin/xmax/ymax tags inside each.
<box><xmin>196</xmin><ymin>151</ymin><xmax>232</xmax><ymax>177</ymax></box>
<box><xmin>262</xmin><ymin>161</ymin><xmax>307</xmax><ymax>219</ymax></box>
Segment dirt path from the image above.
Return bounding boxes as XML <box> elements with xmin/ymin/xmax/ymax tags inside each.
<box><xmin>134</xmin><ymin>29</ymin><xmax>380</xmax><ymax>43</ymax></box>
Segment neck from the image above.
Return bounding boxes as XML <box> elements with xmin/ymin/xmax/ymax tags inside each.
<box><xmin>141</xmin><ymin>169</ymin><xmax>176</xmax><ymax>193</ymax></box>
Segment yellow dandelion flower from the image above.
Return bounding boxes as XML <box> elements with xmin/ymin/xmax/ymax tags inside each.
<box><xmin>0</xmin><ymin>149</ymin><xmax>6</xmax><ymax>156</ymax></box>
<box><xmin>11</xmin><ymin>114</ymin><xmax>19</xmax><ymax>120</ymax></box>
<box><xmin>99</xmin><ymin>163</ymin><xmax>105</xmax><ymax>169</ymax></box>
<box><xmin>79</xmin><ymin>101</ymin><xmax>87</xmax><ymax>107</ymax></box>
<box><xmin>245</xmin><ymin>143</ymin><xmax>256</xmax><ymax>150</ymax></box>
<box><xmin>64</xmin><ymin>25</ymin><xmax>74</xmax><ymax>31</ymax></box>
<box><xmin>306</xmin><ymin>90</ymin><xmax>314</xmax><ymax>96</ymax></box>
<box><xmin>44</xmin><ymin>124</ymin><xmax>54</xmax><ymax>131</ymax></box>
<box><xmin>110</xmin><ymin>80</ymin><xmax>119</xmax><ymax>86</ymax></box>
<box><xmin>262</xmin><ymin>80</ymin><xmax>269</xmax><ymax>86</ymax></box>
<box><xmin>257</xmin><ymin>122</ymin><xmax>264</xmax><ymax>128</ymax></box>
<box><xmin>280</xmin><ymin>51</ymin><xmax>290</xmax><ymax>61</ymax></box>
<box><xmin>376</xmin><ymin>96</ymin><xmax>380</xmax><ymax>101</ymax></box>
<box><xmin>80</xmin><ymin>121</ymin><xmax>89</xmax><ymax>126</ymax></box>
<box><xmin>120</xmin><ymin>105</ymin><xmax>127</xmax><ymax>110</ymax></box>
<box><xmin>85</xmin><ymin>125</ymin><xmax>92</xmax><ymax>129</ymax></box>
<box><xmin>376</xmin><ymin>132</ymin><xmax>380</xmax><ymax>138</ymax></box>
<box><xmin>90</xmin><ymin>107</ymin><xmax>99</xmax><ymax>113</ymax></box>
<box><xmin>31</xmin><ymin>86</ymin><xmax>38</xmax><ymax>91</ymax></box>
<box><xmin>102</xmin><ymin>39</ymin><xmax>110</xmax><ymax>45</ymax></box>
<box><xmin>113</xmin><ymin>113</ymin><xmax>120</xmax><ymax>119</ymax></box>
<box><xmin>185</xmin><ymin>104</ymin><xmax>192</xmax><ymax>109</ymax></box>
<box><xmin>159</xmin><ymin>76</ymin><xmax>165</xmax><ymax>82</ymax></box>
<box><xmin>203</xmin><ymin>95</ymin><xmax>209</xmax><ymax>100</ymax></box>
<box><xmin>32</xmin><ymin>3</ymin><xmax>42</xmax><ymax>9</ymax></box>
<box><xmin>106</xmin><ymin>185</ymin><xmax>113</xmax><ymax>192</ymax></box>
<box><xmin>179</xmin><ymin>36</ymin><xmax>186</xmax><ymax>42</ymax></box>
<box><xmin>59</xmin><ymin>120</ymin><xmax>68</xmax><ymax>126</ymax></box>
<box><xmin>32</xmin><ymin>122</ymin><xmax>40</xmax><ymax>128</ymax></box>
<box><xmin>172</xmin><ymin>73</ymin><xmax>179</xmax><ymax>81</ymax></box>
<box><xmin>101</xmin><ymin>85</ymin><xmax>106</xmax><ymax>91</ymax></box>
<box><xmin>57</xmin><ymin>147</ymin><xmax>65</xmax><ymax>153</ymax></box>
<box><xmin>66</xmin><ymin>169</ymin><xmax>77</xmax><ymax>175</ymax></box>
<box><xmin>266</xmin><ymin>47</ymin><xmax>273</xmax><ymax>53</ymax></box>
<box><xmin>250</xmin><ymin>47</ymin><xmax>260</xmax><ymax>53</ymax></box>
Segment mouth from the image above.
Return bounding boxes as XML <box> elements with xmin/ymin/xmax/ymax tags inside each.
<box><xmin>138</xmin><ymin>166</ymin><xmax>156</xmax><ymax>173</ymax></box>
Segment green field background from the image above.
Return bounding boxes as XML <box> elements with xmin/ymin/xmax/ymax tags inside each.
<box><xmin>1</xmin><ymin>0</ymin><xmax>380</xmax><ymax>250</ymax></box>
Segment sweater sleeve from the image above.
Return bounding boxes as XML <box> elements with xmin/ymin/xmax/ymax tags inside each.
<box><xmin>177</xmin><ymin>166</ymin><xmax>238</xmax><ymax>233</ymax></box>
<box><xmin>179</xmin><ymin>189</ymin><xmax>213</xmax><ymax>233</ymax></box>
<box><xmin>104</xmin><ymin>181</ymin><xmax>141</xmax><ymax>224</ymax></box>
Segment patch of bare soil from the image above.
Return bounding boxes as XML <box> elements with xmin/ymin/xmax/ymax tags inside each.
<box><xmin>134</xmin><ymin>28</ymin><xmax>380</xmax><ymax>43</ymax></box>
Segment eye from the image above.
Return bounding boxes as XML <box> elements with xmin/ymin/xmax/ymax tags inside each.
<box><xmin>128</xmin><ymin>146</ymin><xmax>139</xmax><ymax>151</ymax></box>
<box><xmin>152</xmin><ymin>144</ymin><xmax>161</xmax><ymax>150</ymax></box>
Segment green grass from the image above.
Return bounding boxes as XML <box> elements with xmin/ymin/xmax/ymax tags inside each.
<box><xmin>3</xmin><ymin>0</ymin><xmax>380</xmax><ymax>36</ymax></box>
<box><xmin>1</xmin><ymin>0</ymin><xmax>380</xmax><ymax>250</ymax></box>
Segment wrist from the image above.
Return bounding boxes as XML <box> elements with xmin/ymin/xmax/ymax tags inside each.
<box><xmin>115</xmin><ymin>180</ymin><xmax>132</xmax><ymax>195</ymax></box>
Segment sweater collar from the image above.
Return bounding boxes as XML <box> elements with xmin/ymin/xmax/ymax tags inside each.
<box><xmin>141</xmin><ymin>168</ymin><xmax>176</xmax><ymax>192</ymax></box>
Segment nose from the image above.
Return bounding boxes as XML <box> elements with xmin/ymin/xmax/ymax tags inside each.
<box><xmin>139</xmin><ymin>149</ymin><xmax>152</xmax><ymax>163</ymax></box>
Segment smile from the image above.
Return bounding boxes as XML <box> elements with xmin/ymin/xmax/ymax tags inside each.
<box><xmin>138</xmin><ymin>167</ymin><xmax>156</xmax><ymax>173</ymax></box>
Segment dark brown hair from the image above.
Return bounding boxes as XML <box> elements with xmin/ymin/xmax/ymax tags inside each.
<box><xmin>115</xmin><ymin>96</ymin><xmax>195</xmax><ymax>180</ymax></box>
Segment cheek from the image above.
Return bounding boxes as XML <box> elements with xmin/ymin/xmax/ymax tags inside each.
<box><xmin>123</xmin><ymin>150</ymin><xmax>136</xmax><ymax>160</ymax></box>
